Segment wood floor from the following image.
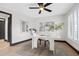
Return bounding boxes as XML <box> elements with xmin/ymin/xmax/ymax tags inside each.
<box><xmin>0</xmin><ymin>40</ymin><xmax>78</xmax><ymax>56</ymax></box>
<box><xmin>0</xmin><ymin>40</ymin><xmax>9</xmax><ymax>49</ymax></box>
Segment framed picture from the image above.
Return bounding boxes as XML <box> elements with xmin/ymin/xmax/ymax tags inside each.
<box><xmin>39</xmin><ymin>22</ymin><xmax>54</xmax><ymax>31</ymax></box>
<box><xmin>39</xmin><ymin>23</ymin><xmax>45</xmax><ymax>31</ymax></box>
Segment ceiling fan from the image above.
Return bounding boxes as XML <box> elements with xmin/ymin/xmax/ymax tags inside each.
<box><xmin>29</xmin><ymin>3</ymin><xmax>52</xmax><ymax>14</ymax></box>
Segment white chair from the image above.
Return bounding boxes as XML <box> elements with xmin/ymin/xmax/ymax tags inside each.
<box><xmin>31</xmin><ymin>30</ymin><xmax>54</xmax><ymax>52</ymax></box>
<box><xmin>32</xmin><ymin>30</ymin><xmax>49</xmax><ymax>48</ymax></box>
<box><xmin>31</xmin><ymin>29</ymin><xmax>38</xmax><ymax>49</ymax></box>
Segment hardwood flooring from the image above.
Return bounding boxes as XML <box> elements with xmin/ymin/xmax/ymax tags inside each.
<box><xmin>0</xmin><ymin>40</ymin><xmax>9</xmax><ymax>49</ymax></box>
<box><xmin>0</xmin><ymin>40</ymin><xmax>78</xmax><ymax>56</ymax></box>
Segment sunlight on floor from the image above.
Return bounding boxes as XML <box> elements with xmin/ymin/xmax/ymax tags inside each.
<box><xmin>0</xmin><ymin>39</ymin><xmax>9</xmax><ymax>50</ymax></box>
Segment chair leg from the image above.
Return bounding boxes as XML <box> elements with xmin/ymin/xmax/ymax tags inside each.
<box><xmin>49</xmin><ymin>51</ymin><xmax>54</xmax><ymax>56</ymax></box>
<box><xmin>39</xmin><ymin>39</ymin><xmax>41</xmax><ymax>45</ymax></box>
<box><xmin>48</xmin><ymin>41</ymin><xmax>50</xmax><ymax>48</ymax></box>
<box><xmin>44</xmin><ymin>41</ymin><xmax>46</xmax><ymax>47</ymax></box>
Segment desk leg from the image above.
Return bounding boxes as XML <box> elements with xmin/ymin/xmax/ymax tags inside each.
<box><xmin>49</xmin><ymin>40</ymin><xmax>54</xmax><ymax>51</ymax></box>
<box><xmin>49</xmin><ymin>50</ymin><xmax>54</xmax><ymax>56</ymax></box>
<box><xmin>44</xmin><ymin>41</ymin><xmax>46</xmax><ymax>47</ymax></box>
<box><xmin>32</xmin><ymin>37</ymin><xmax>38</xmax><ymax>49</ymax></box>
<box><xmin>39</xmin><ymin>39</ymin><xmax>41</xmax><ymax>45</ymax></box>
<box><xmin>49</xmin><ymin>39</ymin><xmax>54</xmax><ymax>55</ymax></box>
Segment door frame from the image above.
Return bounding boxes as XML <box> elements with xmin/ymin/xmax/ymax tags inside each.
<box><xmin>0</xmin><ymin>11</ymin><xmax>12</xmax><ymax>46</ymax></box>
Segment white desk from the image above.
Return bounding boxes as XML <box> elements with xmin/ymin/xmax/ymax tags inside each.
<box><xmin>32</xmin><ymin>32</ymin><xmax>55</xmax><ymax>51</ymax></box>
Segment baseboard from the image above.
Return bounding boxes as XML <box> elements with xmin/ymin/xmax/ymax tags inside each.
<box><xmin>10</xmin><ymin>39</ymin><xmax>79</xmax><ymax>54</ymax></box>
<box><xmin>65</xmin><ymin>41</ymin><xmax>79</xmax><ymax>54</ymax></box>
<box><xmin>54</xmin><ymin>40</ymin><xmax>65</xmax><ymax>42</ymax></box>
<box><xmin>4</xmin><ymin>39</ymin><xmax>9</xmax><ymax>42</ymax></box>
<box><xmin>10</xmin><ymin>38</ymin><xmax>32</xmax><ymax>46</ymax></box>
<box><xmin>55</xmin><ymin>40</ymin><xmax>79</xmax><ymax>54</ymax></box>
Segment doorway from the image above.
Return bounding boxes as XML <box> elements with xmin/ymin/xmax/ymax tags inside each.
<box><xmin>0</xmin><ymin>18</ymin><xmax>9</xmax><ymax>49</ymax></box>
<box><xmin>0</xmin><ymin>11</ymin><xmax>12</xmax><ymax>46</ymax></box>
<box><xmin>0</xmin><ymin>18</ymin><xmax>5</xmax><ymax>39</ymax></box>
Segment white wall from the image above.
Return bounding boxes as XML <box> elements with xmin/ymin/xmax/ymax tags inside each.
<box><xmin>12</xmin><ymin>13</ymin><xmax>66</xmax><ymax>43</ymax></box>
<box><xmin>29</xmin><ymin>15</ymin><xmax>66</xmax><ymax>40</ymax></box>
<box><xmin>65</xmin><ymin>4</ymin><xmax>79</xmax><ymax>51</ymax></box>
<box><xmin>12</xmin><ymin>12</ymin><xmax>32</xmax><ymax>43</ymax></box>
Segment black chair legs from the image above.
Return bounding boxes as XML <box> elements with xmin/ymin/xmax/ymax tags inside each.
<box><xmin>39</xmin><ymin>39</ymin><xmax>49</xmax><ymax>48</ymax></box>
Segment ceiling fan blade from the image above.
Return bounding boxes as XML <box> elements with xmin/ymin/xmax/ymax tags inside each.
<box><xmin>44</xmin><ymin>8</ymin><xmax>52</xmax><ymax>12</ymax></box>
<box><xmin>38</xmin><ymin>3</ymin><xmax>43</xmax><ymax>6</ymax></box>
<box><xmin>39</xmin><ymin>10</ymin><xmax>41</xmax><ymax>14</ymax></box>
<box><xmin>44</xmin><ymin>3</ymin><xmax>52</xmax><ymax>7</ymax></box>
<box><xmin>29</xmin><ymin>7</ymin><xmax>39</xmax><ymax>9</ymax></box>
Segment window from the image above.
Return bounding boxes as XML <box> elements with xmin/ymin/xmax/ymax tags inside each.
<box><xmin>21</xmin><ymin>21</ymin><xmax>28</xmax><ymax>32</ymax></box>
<box><xmin>68</xmin><ymin>8</ymin><xmax>79</xmax><ymax>42</ymax></box>
<box><xmin>68</xmin><ymin>13</ymin><xmax>74</xmax><ymax>39</ymax></box>
<box><xmin>73</xmin><ymin>10</ymin><xmax>78</xmax><ymax>40</ymax></box>
<box><xmin>78</xmin><ymin>8</ymin><xmax>79</xmax><ymax>41</ymax></box>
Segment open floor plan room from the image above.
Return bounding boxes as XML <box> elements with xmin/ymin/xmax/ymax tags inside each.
<box><xmin>0</xmin><ymin>3</ymin><xmax>79</xmax><ymax>56</ymax></box>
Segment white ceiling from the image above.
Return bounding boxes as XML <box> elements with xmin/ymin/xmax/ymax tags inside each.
<box><xmin>0</xmin><ymin>3</ymin><xmax>74</xmax><ymax>17</ymax></box>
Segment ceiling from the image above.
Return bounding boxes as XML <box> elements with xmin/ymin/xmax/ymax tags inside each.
<box><xmin>0</xmin><ymin>3</ymin><xmax>74</xmax><ymax>17</ymax></box>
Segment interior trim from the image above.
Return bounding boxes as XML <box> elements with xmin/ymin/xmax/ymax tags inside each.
<box><xmin>55</xmin><ymin>40</ymin><xmax>79</xmax><ymax>54</ymax></box>
<box><xmin>54</xmin><ymin>40</ymin><xmax>66</xmax><ymax>42</ymax></box>
<box><xmin>10</xmin><ymin>39</ymin><xmax>79</xmax><ymax>54</ymax></box>
<box><xmin>0</xmin><ymin>11</ymin><xmax>12</xmax><ymax>45</ymax></box>
<box><xmin>0</xmin><ymin>11</ymin><xmax>11</xmax><ymax>15</ymax></box>
<box><xmin>10</xmin><ymin>39</ymin><xmax>32</xmax><ymax>46</ymax></box>
<box><xmin>65</xmin><ymin>41</ymin><xmax>79</xmax><ymax>54</ymax></box>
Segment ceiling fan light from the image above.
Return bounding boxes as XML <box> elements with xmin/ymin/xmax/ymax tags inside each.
<box><xmin>39</xmin><ymin>7</ymin><xmax>44</xmax><ymax>11</ymax></box>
